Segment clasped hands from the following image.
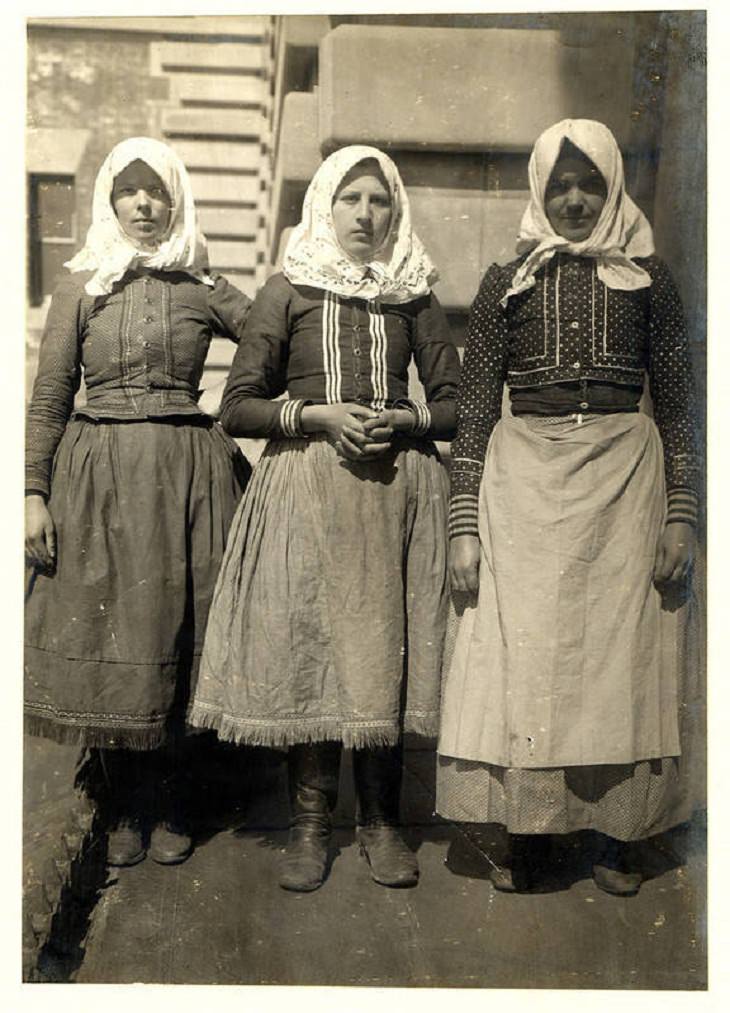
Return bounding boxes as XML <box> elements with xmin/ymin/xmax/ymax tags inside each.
<box><xmin>301</xmin><ymin>403</ymin><xmax>415</xmax><ymax>461</ymax></box>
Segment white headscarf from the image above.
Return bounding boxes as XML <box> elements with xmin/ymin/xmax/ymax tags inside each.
<box><xmin>282</xmin><ymin>145</ymin><xmax>438</xmax><ymax>304</ymax></box>
<box><xmin>65</xmin><ymin>136</ymin><xmax>213</xmax><ymax>296</ymax></box>
<box><xmin>502</xmin><ymin>119</ymin><xmax>655</xmax><ymax>307</ymax></box>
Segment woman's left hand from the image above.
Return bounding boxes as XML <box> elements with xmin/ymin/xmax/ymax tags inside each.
<box><xmin>362</xmin><ymin>408</ymin><xmax>415</xmax><ymax>445</ymax></box>
<box><xmin>653</xmin><ymin>521</ymin><xmax>696</xmax><ymax>584</ymax></box>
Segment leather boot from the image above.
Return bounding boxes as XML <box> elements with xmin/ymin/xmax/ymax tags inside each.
<box><xmin>279</xmin><ymin>742</ymin><xmax>341</xmax><ymax>892</ymax></box>
<box><xmin>353</xmin><ymin>745</ymin><xmax>418</xmax><ymax>888</ymax></box>
<box><xmin>593</xmin><ymin>835</ymin><xmax>643</xmax><ymax>896</ymax></box>
<box><xmin>100</xmin><ymin>749</ymin><xmax>147</xmax><ymax>867</ymax></box>
<box><xmin>148</xmin><ymin>743</ymin><xmax>193</xmax><ymax>866</ymax></box>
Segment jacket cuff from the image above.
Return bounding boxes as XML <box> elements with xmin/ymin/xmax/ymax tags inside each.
<box><xmin>25</xmin><ymin>472</ymin><xmax>50</xmax><ymax>500</ymax></box>
<box><xmin>395</xmin><ymin>398</ymin><xmax>431</xmax><ymax>437</ymax></box>
<box><xmin>278</xmin><ymin>398</ymin><xmax>308</xmax><ymax>438</ymax></box>
<box><xmin>449</xmin><ymin>494</ymin><xmax>479</xmax><ymax>539</ymax></box>
<box><xmin>666</xmin><ymin>487</ymin><xmax>699</xmax><ymax>527</ymax></box>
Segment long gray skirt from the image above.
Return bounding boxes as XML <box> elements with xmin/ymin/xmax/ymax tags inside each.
<box><xmin>189</xmin><ymin>434</ymin><xmax>450</xmax><ymax>749</ymax></box>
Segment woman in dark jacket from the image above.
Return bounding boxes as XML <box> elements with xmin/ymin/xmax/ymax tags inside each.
<box><xmin>190</xmin><ymin>146</ymin><xmax>460</xmax><ymax>892</ymax></box>
<box><xmin>25</xmin><ymin>137</ymin><xmax>252</xmax><ymax>868</ymax></box>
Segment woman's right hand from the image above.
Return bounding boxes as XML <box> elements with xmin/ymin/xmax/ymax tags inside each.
<box><xmin>449</xmin><ymin>534</ymin><xmax>480</xmax><ymax>593</ymax></box>
<box><xmin>301</xmin><ymin>403</ymin><xmax>390</xmax><ymax>461</ymax></box>
<box><xmin>25</xmin><ymin>495</ymin><xmax>57</xmax><ymax>571</ymax></box>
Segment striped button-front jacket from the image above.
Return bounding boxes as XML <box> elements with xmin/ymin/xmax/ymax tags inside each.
<box><xmin>220</xmin><ymin>273</ymin><xmax>461</xmax><ymax>442</ymax></box>
<box><xmin>449</xmin><ymin>253</ymin><xmax>701</xmax><ymax>538</ymax></box>
<box><xmin>26</xmin><ymin>268</ymin><xmax>252</xmax><ymax>498</ymax></box>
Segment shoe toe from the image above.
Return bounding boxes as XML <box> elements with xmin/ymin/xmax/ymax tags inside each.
<box><xmin>488</xmin><ymin>864</ymin><xmax>518</xmax><ymax>892</ymax></box>
<box><xmin>149</xmin><ymin>825</ymin><xmax>193</xmax><ymax>865</ymax></box>
<box><xmin>107</xmin><ymin>826</ymin><xmax>146</xmax><ymax>867</ymax></box>
<box><xmin>592</xmin><ymin>862</ymin><xmax>642</xmax><ymax>896</ymax></box>
<box><xmin>359</xmin><ymin>828</ymin><xmax>419</xmax><ymax>888</ymax></box>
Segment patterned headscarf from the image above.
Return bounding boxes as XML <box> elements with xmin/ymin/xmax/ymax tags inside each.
<box><xmin>282</xmin><ymin>145</ymin><xmax>438</xmax><ymax>304</ymax></box>
<box><xmin>503</xmin><ymin>119</ymin><xmax>655</xmax><ymax>306</ymax></box>
<box><xmin>65</xmin><ymin>136</ymin><xmax>212</xmax><ymax>296</ymax></box>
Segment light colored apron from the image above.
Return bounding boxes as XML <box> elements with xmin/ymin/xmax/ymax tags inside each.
<box><xmin>439</xmin><ymin>412</ymin><xmax>684</xmax><ymax>769</ymax></box>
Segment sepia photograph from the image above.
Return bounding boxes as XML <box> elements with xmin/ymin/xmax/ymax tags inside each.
<box><xmin>14</xmin><ymin>2</ymin><xmax>714</xmax><ymax>1000</ymax></box>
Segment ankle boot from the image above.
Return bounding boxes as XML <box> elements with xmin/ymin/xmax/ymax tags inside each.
<box><xmin>593</xmin><ymin>835</ymin><xmax>643</xmax><ymax>896</ymax></box>
<box><xmin>148</xmin><ymin>743</ymin><xmax>193</xmax><ymax>866</ymax></box>
<box><xmin>353</xmin><ymin>745</ymin><xmax>418</xmax><ymax>888</ymax></box>
<box><xmin>279</xmin><ymin>742</ymin><xmax>341</xmax><ymax>892</ymax></box>
<box><xmin>100</xmin><ymin>749</ymin><xmax>147</xmax><ymax>867</ymax></box>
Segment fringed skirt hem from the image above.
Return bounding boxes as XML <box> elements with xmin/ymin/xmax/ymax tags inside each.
<box><xmin>188</xmin><ymin>705</ymin><xmax>439</xmax><ymax>750</ymax></box>
<box><xmin>24</xmin><ymin>709</ymin><xmax>168</xmax><ymax>752</ymax></box>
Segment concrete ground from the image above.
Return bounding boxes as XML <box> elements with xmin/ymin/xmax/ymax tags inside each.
<box><xmin>24</xmin><ymin>734</ymin><xmax>707</xmax><ymax>990</ymax></box>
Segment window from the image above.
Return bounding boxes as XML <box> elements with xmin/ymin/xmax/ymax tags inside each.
<box><xmin>28</xmin><ymin>175</ymin><xmax>77</xmax><ymax>306</ymax></box>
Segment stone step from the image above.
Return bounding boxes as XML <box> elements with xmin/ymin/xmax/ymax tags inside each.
<box><xmin>208</xmin><ymin>240</ymin><xmax>259</xmax><ymax>272</ymax></box>
<box><xmin>190</xmin><ymin>173</ymin><xmax>263</xmax><ymax>206</ymax></box>
<box><xmin>169</xmin><ymin>72</ymin><xmax>267</xmax><ymax>107</ymax></box>
<box><xmin>162</xmin><ymin>108</ymin><xmax>265</xmax><ymax>140</ymax></box>
<box><xmin>173</xmin><ymin>139</ymin><xmax>264</xmax><ymax>173</ymax></box>
<box><xmin>152</xmin><ymin>41</ymin><xmax>266</xmax><ymax>74</ymax></box>
<box><xmin>198</xmin><ymin>207</ymin><xmax>260</xmax><ymax>238</ymax></box>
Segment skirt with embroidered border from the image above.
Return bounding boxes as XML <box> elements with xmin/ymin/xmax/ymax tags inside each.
<box><xmin>189</xmin><ymin>434</ymin><xmax>450</xmax><ymax>749</ymax></box>
<box><xmin>24</xmin><ymin>415</ymin><xmax>251</xmax><ymax>751</ymax></box>
<box><xmin>436</xmin><ymin>412</ymin><xmax>705</xmax><ymax>840</ymax></box>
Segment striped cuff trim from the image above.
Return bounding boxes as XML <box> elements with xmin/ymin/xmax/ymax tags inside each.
<box><xmin>667</xmin><ymin>487</ymin><xmax>699</xmax><ymax>526</ymax></box>
<box><xmin>279</xmin><ymin>398</ymin><xmax>306</xmax><ymax>438</ymax></box>
<box><xmin>397</xmin><ymin>399</ymin><xmax>431</xmax><ymax>437</ymax></box>
<box><xmin>449</xmin><ymin>495</ymin><xmax>479</xmax><ymax>539</ymax></box>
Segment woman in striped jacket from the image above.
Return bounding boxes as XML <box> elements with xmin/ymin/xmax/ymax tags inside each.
<box><xmin>189</xmin><ymin>146</ymin><xmax>460</xmax><ymax>892</ymax></box>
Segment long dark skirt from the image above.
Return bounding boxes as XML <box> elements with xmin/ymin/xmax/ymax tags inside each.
<box><xmin>25</xmin><ymin>416</ymin><xmax>250</xmax><ymax>750</ymax></box>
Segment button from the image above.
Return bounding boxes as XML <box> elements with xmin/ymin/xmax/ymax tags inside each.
<box><xmin>570</xmin><ymin>320</ymin><xmax>580</xmax><ymax>330</ymax></box>
<box><xmin>144</xmin><ymin>315</ymin><xmax>153</xmax><ymax>323</ymax></box>
<box><xmin>579</xmin><ymin>402</ymin><xmax>589</xmax><ymax>410</ymax></box>
<box><xmin>146</xmin><ymin>383</ymin><xmax>153</xmax><ymax>392</ymax></box>
<box><xmin>353</xmin><ymin>348</ymin><xmax>361</xmax><ymax>356</ymax></box>
<box><xmin>143</xmin><ymin>341</ymin><xmax>151</xmax><ymax>349</ymax></box>
<box><xmin>572</xmin><ymin>361</ymin><xmax>581</xmax><ymax>369</ymax></box>
<box><xmin>353</xmin><ymin>324</ymin><xmax>361</xmax><ymax>332</ymax></box>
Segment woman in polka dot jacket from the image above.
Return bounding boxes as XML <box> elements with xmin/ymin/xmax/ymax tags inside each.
<box><xmin>436</xmin><ymin>119</ymin><xmax>701</xmax><ymax>896</ymax></box>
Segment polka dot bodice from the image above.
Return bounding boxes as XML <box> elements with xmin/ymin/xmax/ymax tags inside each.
<box><xmin>450</xmin><ymin>253</ymin><xmax>700</xmax><ymax>521</ymax></box>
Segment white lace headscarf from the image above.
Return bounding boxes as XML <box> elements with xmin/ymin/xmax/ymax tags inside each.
<box><xmin>65</xmin><ymin>136</ymin><xmax>213</xmax><ymax>296</ymax></box>
<box><xmin>282</xmin><ymin>145</ymin><xmax>438</xmax><ymax>304</ymax></box>
<box><xmin>502</xmin><ymin>119</ymin><xmax>655</xmax><ymax>307</ymax></box>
